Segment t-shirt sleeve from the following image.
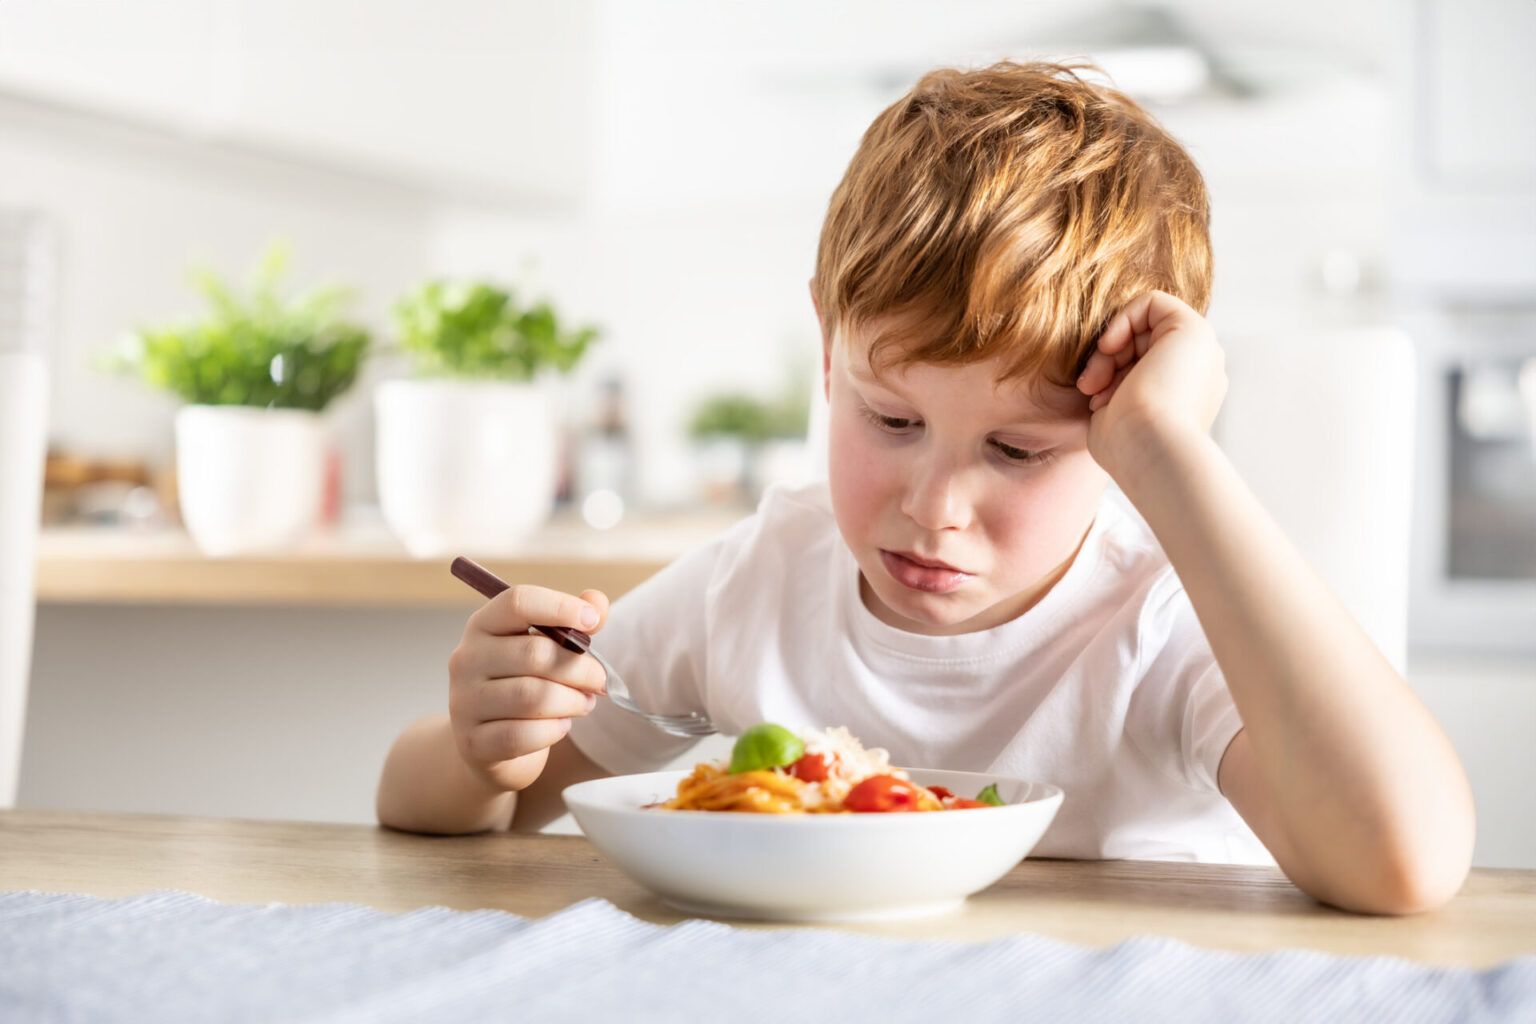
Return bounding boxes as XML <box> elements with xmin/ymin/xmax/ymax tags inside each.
<box><xmin>1180</xmin><ymin>661</ymin><xmax>1245</xmax><ymax>793</ymax></box>
<box><xmin>566</xmin><ymin>520</ymin><xmax>746</xmax><ymax>775</ymax></box>
<box><xmin>1124</xmin><ymin>570</ymin><xmax>1246</xmax><ymax>794</ymax></box>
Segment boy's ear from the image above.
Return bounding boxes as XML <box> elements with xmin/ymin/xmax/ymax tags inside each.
<box><xmin>809</xmin><ymin>278</ymin><xmax>833</xmax><ymax>401</ymax></box>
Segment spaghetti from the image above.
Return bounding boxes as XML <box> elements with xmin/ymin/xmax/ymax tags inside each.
<box><xmin>656</xmin><ymin>724</ymin><xmax>1002</xmax><ymax>814</ymax></box>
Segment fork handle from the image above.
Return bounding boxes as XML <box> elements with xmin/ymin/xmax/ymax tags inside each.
<box><xmin>450</xmin><ymin>556</ymin><xmax>592</xmax><ymax>655</ymax></box>
<box><xmin>530</xmin><ymin>624</ymin><xmax>592</xmax><ymax>655</ymax></box>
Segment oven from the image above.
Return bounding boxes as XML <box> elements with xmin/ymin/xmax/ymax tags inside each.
<box><xmin>1406</xmin><ymin>302</ymin><xmax>1536</xmax><ymax>654</ymax></box>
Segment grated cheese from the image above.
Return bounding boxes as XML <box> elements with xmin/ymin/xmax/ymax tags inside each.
<box><xmin>793</xmin><ymin>725</ymin><xmax>904</xmax><ymax>809</ymax></box>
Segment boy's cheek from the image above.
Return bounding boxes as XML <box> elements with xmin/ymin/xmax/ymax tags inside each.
<box><xmin>827</xmin><ymin>446</ymin><xmax>884</xmax><ymax>511</ymax></box>
<box><xmin>825</xmin><ymin>411</ymin><xmax>869</xmax><ymax>472</ymax></box>
<box><xmin>827</xmin><ymin>432</ymin><xmax>893</xmax><ymax>527</ymax></box>
<box><xmin>1035</xmin><ymin>458</ymin><xmax>1111</xmax><ymax>534</ymax></box>
<box><xmin>997</xmin><ymin>454</ymin><xmax>1106</xmax><ymax>525</ymax></box>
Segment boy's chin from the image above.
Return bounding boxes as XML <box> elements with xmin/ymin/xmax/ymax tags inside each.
<box><xmin>861</xmin><ymin>576</ymin><xmax>995</xmax><ymax>636</ymax></box>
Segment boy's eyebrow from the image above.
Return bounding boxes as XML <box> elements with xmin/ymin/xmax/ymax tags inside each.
<box><xmin>994</xmin><ymin>407</ymin><xmax>1084</xmax><ymax>428</ymax></box>
<box><xmin>847</xmin><ymin>360</ymin><xmax>884</xmax><ymax>385</ymax></box>
<box><xmin>848</xmin><ymin>361</ymin><xmax>1085</xmax><ymax>427</ymax></box>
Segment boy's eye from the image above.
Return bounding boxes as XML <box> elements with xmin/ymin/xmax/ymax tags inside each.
<box><xmin>860</xmin><ymin>405</ymin><xmax>918</xmax><ymax>431</ymax></box>
<box><xmin>990</xmin><ymin>439</ymin><xmax>1047</xmax><ymax>463</ymax></box>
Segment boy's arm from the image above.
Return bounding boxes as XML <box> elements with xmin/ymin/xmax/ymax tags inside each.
<box><xmin>377</xmin><ymin>714</ymin><xmax>518</xmax><ymax>834</ymax></box>
<box><xmin>1079</xmin><ymin>291</ymin><xmax>1475</xmax><ymax>915</ymax></box>
<box><xmin>376</xmin><ymin>718</ymin><xmax>608</xmax><ymax>834</ymax></box>
<box><xmin>376</xmin><ymin>584</ymin><xmax>612</xmax><ymax>835</ymax></box>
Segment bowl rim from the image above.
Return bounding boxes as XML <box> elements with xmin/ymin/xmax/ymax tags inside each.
<box><xmin>562</xmin><ymin>767</ymin><xmax>1064</xmax><ymax>825</ymax></box>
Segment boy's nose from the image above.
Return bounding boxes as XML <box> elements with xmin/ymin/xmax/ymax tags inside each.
<box><xmin>900</xmin><ymin>454</ymin><xmax>972</xmax><ymax>532</ymax></box>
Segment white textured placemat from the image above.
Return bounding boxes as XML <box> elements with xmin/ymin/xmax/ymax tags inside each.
<box><xmin>1</xmin><ymin>890</ymin><xmax>1531</xmax><ymax>1023</ymax></box>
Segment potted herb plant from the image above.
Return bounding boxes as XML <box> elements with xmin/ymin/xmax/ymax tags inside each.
<box><xmin>376</xmin><ymin>280</ymin><xmax>598</xmax><ymax>556</ymax></box>
<box><xmin>687</xmin><ymin>378</ymin><xmax>813</xmax><ymax>505</ymax></box>
<box><xmin>104</xmin><ymin>244</ymin><xmax>370</xmax><ymax>555</ymax></box>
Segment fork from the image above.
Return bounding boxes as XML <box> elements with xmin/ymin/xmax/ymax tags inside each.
<box><xmin>449</xmin><ymin>556</ymin><xmax>717</xmax><ymax>738</ymax></box>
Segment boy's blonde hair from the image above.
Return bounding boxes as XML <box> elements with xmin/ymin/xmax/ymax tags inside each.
<box><xmin>814</xmin><ymin>61</ymin><xmax>1212</xmax><ymax>390</ymax></box>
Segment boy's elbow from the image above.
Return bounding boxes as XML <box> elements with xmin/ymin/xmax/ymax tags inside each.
<box><xmin>1378</xmin><ymin>792</ymin><xmax>1478</xmax><ymax>915</ymax></box>
<box><xmin>1331</xmin><ymin>780</ymin><xmax>1477</xmax><ymax>915</ymax></box>
<box><xmin>1323</xmin><ymin>821</ymin><xmax>1475</xmax><ymax>916</ymax></box>
<box><xmin>375</xmin><ymin>785</ymin><xmax>420</xmax><ymax>834</ymax></box>
<box><xmin>1358</xmin><ymin>851</ymin><xmax>1469</xmax><ymax>916</ymax></box>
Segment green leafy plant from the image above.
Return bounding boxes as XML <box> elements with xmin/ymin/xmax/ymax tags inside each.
<box><xmin>392</xmin><ymin>280</ymin><xmax>599</xmax><ymax>380</ymax></box>
<box><xmin>687</xmin><ymin>383</ymin><xmax>810</xmax><ymax>444</ymax></box>
<box><xmin>103</xmin><ymin>244</ymin><xmax>371</xmax><ymax>411</ymax></box>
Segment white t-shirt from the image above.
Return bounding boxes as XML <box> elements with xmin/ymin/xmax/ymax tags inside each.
<box><xmin>569</xmin><ymin>480</ymin><xmax>1270</xmax><ymax>864</ymax></box>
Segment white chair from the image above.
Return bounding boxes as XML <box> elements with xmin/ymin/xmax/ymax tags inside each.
<box><xmin>0</xmin><ymin>351</ymin><xmax>48</xmax><ymax>807</ymax></box>
<box><xmin>1216</xmin><ymin>328</ymin><xmax>1416</xmax><ymax>674</ymax></box>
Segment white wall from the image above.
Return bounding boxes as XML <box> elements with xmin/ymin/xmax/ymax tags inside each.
<box><xmin>22</xmin><ymin>606</ymin><xmax>456</xmax><ymax>825</ymax></box>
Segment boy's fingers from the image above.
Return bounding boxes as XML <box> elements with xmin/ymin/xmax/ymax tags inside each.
<box><xmin>1090</xmin><ymin>290</ymin><xmax>1188</xmax><ymax>370</ymax></box>
<box><xmin>460</xmin><ymin>635</ymin><xmax>609</xmax><ymax>695</ymax></box>
<box><xmin>462</xmin><ymin>675</ymin><xmax>598</xmax><ymax>723</ymax></box>
<box><xmin>1094</xmin><ymin>310</ymin><xmax>1134</xmax><ymax>358</ymax></box>
<box><xmin>1134</xmin><ymin>290</ymin><xmax>1201</xmax><ymax>349</ymax></box>
<box><xmin>576</xmin><ymin>589</ymin><xmax>612</xmax><ymax>632</ymax></box>
<box><xmin>1080</xmin><ymin>329</ymin><xmax>1144</xmax><ymax>396</ymax></box>
<box><xmin>1077</xmin><ymin>350</ymin><xmax>1116</xmax><ymax>394</ymax></box>
<box><xmin>1087</xmin><ymin>364</ymin><xmax>1134</xmax><ymax>412</ymax></box>
<box><xmin>470</xmin><ymin>584</ymin><xmax>602</xmax><ymax>637</ymax></box>
<box><xmin>1089</xmin><ymin>379</ymin><xmax>1119</xmax><ymax>412</ymax></box>
<box><xmin>1118</xmin><ymin>290</ymin><xmax>1183</xmax><ymax>337</ymax></box>
<box><xmin>462</xmin><ymin>717</ymin><xmax>572</xmax><ymax>767</ymax></box>
<box><xmin>1084</xmin><ymin>297</ymin><xmax>1160</xmax><ymax>393</ymax></box>
<box><xmin>513</xmin><ymin>635</ymin><xmax>610</xmax><ymax>694</ymax></box>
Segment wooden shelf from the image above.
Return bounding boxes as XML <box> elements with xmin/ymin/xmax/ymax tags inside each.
<box><xmin>35</xmin><ymin>509</ymin><xmax>745</xmax><ymax>607</ymax></box>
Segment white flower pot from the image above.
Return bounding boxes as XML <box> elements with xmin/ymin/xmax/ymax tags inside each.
<box><xmin>375</xmin><ymin>379</ymin><xmax>557</xmax><ymax>557</ymax></box>
<box><xmin>175</xmin><ymin>405</ymin><xmax>326</xmax><ymax>556</ymax></box>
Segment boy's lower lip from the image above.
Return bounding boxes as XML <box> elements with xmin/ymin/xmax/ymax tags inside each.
<box><xmin>879</xmin><ymin>550</ymin><xmax>972</xmax><ymax>593</ymax></box>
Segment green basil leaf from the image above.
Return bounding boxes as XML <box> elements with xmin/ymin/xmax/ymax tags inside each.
<box><xmin>728</xmin><ymin>723</ymin><xmax>806</xmax><ymax>774</ymax></box>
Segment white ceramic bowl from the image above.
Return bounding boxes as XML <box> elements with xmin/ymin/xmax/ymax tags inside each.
<box><xmin>563</xmin><ymin>768</ymin><xmax>1064</xmax><ymax>921</ymax></box>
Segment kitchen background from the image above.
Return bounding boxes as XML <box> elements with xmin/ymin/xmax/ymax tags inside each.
<box><xmin>2</xmin><ymin>1</ymin><xmax>1533</xmax><ymax>864</ymax></box>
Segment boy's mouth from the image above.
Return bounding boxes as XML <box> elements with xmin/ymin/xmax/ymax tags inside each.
<box><xmin>879</xmin><ymin>550</ymin><xmax>972</xmax><ymax>594</ymax></box>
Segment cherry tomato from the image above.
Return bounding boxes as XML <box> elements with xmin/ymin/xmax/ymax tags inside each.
<box><xmin>927</xmin><ymin>785</ymin><xmax>954</xmax><ymax>800</ymax></box>
<box><xmin>790</xmin><ymin>752</ymin><xmax>830</xmax><ymax>782</ymax></box>
<box><xmin>946</xmin><ymin>797</ymin><xmax>988</xmax><ymax>809</ymax></box>
<box><xmin>843</xmin><ymin>774</ymin><xmax>923</xmax><ymax>812</ymax></box>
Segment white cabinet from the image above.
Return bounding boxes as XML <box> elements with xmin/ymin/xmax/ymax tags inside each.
<box><xmin>1414</xmin><ymin>0</ymin><xmax>1536</xmax><ymax>189</ymax></box>
<box><xmin>1389</xmin><ymin>0</ymin><xmax>1536</xmax><ymax>299</ymax></box>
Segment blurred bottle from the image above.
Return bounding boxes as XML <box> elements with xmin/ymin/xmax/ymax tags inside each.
<box><xmin>320</xmin><ymin>445</ymin><xmax>344</xmax><ymax>528</ymax></box>
<box><xmin>575</xmin><ymin>376</ymin><xmax>632</xmax><ymax>529</ymax></box>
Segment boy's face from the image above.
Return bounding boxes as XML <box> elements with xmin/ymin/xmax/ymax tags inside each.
<box><xmin>823</xmin><ymin>320</ymin><xmax>1108</xmax><ymax>635</ymax></box>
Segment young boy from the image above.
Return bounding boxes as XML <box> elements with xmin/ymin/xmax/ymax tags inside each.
<box><xmin>377</xmin><ymin>62</ymin><xmax>1474</xmax><ymax>914</ymax></box>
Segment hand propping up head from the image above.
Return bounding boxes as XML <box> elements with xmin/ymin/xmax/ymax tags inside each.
<box><xmin>1076</xmin><ymin>290</ymin><xmax>1227</xmax><ymax>479</ymax></box>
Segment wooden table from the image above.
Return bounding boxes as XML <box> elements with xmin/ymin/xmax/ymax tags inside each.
<box><xmin>3</xmin><ymin>809</ymin><xmax>1533</xmax><ymax>967</ymax></box>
